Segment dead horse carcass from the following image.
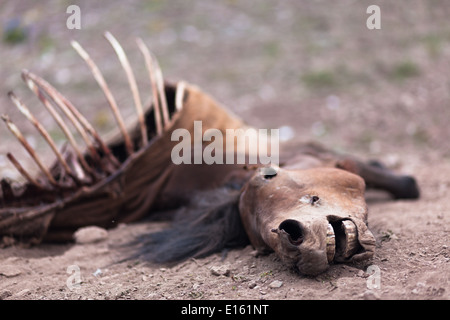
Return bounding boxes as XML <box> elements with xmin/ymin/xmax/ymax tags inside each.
<box><xmin>0</xmin><ymin>34</ymin><xmax>419</xmax><ymax>275</ymax></box>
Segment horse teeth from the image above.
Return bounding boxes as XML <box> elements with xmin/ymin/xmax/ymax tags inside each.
<box><xmin>340</xmin><ymin>220</ymin><xmax>359</xmax><ymax>259</ymax></box>
<box><xmin>327</xmin><ymin>220</ymin><xmax>359</xmax><ymax>263</ymax></box>
<box><xmin>326</xmin><ymin>223</ymin><xmax>335</xmax><ymax>263</ymax></box>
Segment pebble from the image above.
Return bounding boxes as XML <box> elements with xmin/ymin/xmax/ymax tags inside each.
<box><xmin>269</xmin><ymin>280</ymin><xmax>283</xmax><ymax>288</ymax></box>
<box><xmin>142</xmin><ymin>274</ymin><xmax>153</xmax><ymax>281</ymax></box>
<box><xmin>0</xmin><ymin>265</ymin><xmax>21</xmax><ymax>277</ymax></box>
<box><xmin>0</xmin><ymin>290</ymin><xmax>12</xmax><ymax>300</ymax></box>
<box><xmin>210</xmin><ymin>265</ymin><xmax>230</xmax><ymax>277</ymax></box>
<box><xmin>16</xmin><ymin>289</ymin><xmax>31</xmax><ymax>297</ymax></box>
<box><xmin>74</xmin><ymin>226</ymin><xmax>108</xmax><ymax>244</ymax></box>
<box><xmin>357</xmin><ymin>270</ymin><xmax>366</xmax><ymax>278</ymax></box>
<box><xmin>363</xmin><ymin>290</ymin><xmax>380</xmax><ymax>300</ymax></box>
<box><xmin>92</xmin><ymin>269</ymin><xmax>102</xmax><ymax>277</ymax></box>
<box><xmin>412</xmin><ymin>282</ymin><xmax>426</xmax><ymax>295</ymax></box>
<box><xmin>249</xmin><ymin>250</ymin><xmax>259</xmax><ymax>257</ymax></box>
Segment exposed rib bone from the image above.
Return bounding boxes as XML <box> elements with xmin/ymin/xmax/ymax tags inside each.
<box><xmin>105</xmin><ymin>32</ymin><xmax>148</xmax><ymax>145</ymax></box>
<box><xmin>136</xmin><ymin>37</ymin><xmax>163</xmax><ymax>136</ymax></box>
<box><xmin>23</xmin><ymin>71</ymin><xmax>101</xmax><ymax>163</ymax></box>
<box><xmin>61</xmin><ymin>143</ymin><xmax>86</xmax><ymax>182</ymax></box>
<box><xmin>136</xmin><ymin>38</ymin><xmax>169</xmax><ymax>127</ymax></box>
<box><xmin>23</xmin><ymin>71</ymin><xmax>120</xmax><ymax>171</ymax></box>
<box><xmin>71</xmin><ymin>40</ymin><xmax>134</xmax><ymax>156</ymax></box>
<box><xmin>151</xmin><ymin>47</ymin><xmax>170</xmax><ymax>127</ymax></box>
<box><xmin>175</xmin><ymin>81</ymin><xmax>186</xmax><ymax>111</ymax></box>
<box><xmin>31</xmin><ymin>74</ymin><xmax>120</xmax><ymax>169</ymax></box>
<box><xmin>8</xmin><ymin>91</ymin><xmax>78</xmax><ymax>184</ymax></box>
<box><xmin>1</xmin><ymin>115</ymin><xmax>57</xmax><ymax>186</ymax></box>
<box><xmin>6</xmin><ymin>153</ymin><xmax>46</xmax><ymax>189</ymax></box>
<box><xmin>21</xmin><ymin>71</ymin><xmax>93</xmax><ymax>176</ymax></box>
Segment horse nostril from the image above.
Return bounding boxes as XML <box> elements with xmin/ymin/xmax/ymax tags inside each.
<box><xmin>279</xmin><ymin>219</ymin><xmax>304</xmax><ymax>245</ymax></box>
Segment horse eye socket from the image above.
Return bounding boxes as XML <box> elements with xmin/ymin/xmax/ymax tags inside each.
<box><xmin>260</xmin><ymin>166</ymin><xmax>278</xmax><ymax>179</ymax></box>
<box><xmin>263</xmin><ymin>172</ymin><xmax>277</xmax><ymax>179</ymax></box>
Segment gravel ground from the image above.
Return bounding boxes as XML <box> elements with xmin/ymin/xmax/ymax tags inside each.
<box><xmin>0</xmin><ymin>0</ymin><xmax>449</xmax><ymax>301</ymax></box>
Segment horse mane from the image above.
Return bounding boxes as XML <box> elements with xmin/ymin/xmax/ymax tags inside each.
<box><xmin>129</xmin><ymin>187</ymin><xmax>250</xmax><ymax>264</ymax></box>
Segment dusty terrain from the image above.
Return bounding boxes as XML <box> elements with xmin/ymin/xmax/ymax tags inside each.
<box><xmin>0</xmin><ymin>0</ymin><xmax>449</xmax><ymax>300</ymax></box>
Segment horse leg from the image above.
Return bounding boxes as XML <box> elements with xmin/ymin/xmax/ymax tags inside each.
<box><xmin>336</xmin><ymin>157</ymin><xmax>420</xmax><ymax>199</ymax></box>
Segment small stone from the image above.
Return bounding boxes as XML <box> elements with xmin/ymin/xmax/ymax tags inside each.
<box><xmin>250</xmin><ymin>250</ymin><xmax>259</xmax><ymax>257</ymax></box>
<box><xmin>269</xmin><ymin>280</ymin><xmax>283</xmax><ymax>288</ymax></box>
<box><xmin>357</xmin><ymin>270</ymin><xmax>366</xmax><ymax>278</ymax></box>
<box><xmin>16</xmin><ymin>289</ymin><xmax>31</xmax><ymax>297</ymax></box>
<box><xmin>416</xmin><ymin>282</ymin><xmax>426</xmax><ymax>287</ymax></box>
<box><xmin>210</xmin><ymin>265</ymin><xmax>230</xmax><ymax>277</ymax></box>
<box><xmin>92</xmin><ymin>269</ymin><xmax>102</xmax><ymax>277</ymax></box>
<box><xmin>0</xmin><ymin>265</ymin><xmax>21</xmax><ymax>277</ymax></box>
<box><xmin>142</xmin><ymin>275</ymin><xmax>153</xmax><ymax>281</ymax></box>
<box><xmin>363</xmin><ymin>290</ymin><xmax>380</xmax><ymax>300</ymax></box>
<box><xmin>412</xmin><ymin>282</ymin><xmax>426</xmax><ymax>294</ymax></box>
<box><xmin>390</xmin><ymin>234</ymin><xmax>399</xmax><ymax>240</ymax></box>
<box><xmin>248</xmin><ymin>282</ymin><xmax>257</xmax><ymax>289</ymax></box>
<box><xmin>74</xmin><ymin>226</ymin><xmax>108</xmax><ymax>244</ymax></box>
<box><xmin>0</xmin><ymin>290</ymin><xmax>12</xmax><ymax>300</ymax></box>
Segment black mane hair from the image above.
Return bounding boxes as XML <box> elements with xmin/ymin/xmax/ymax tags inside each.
<box><xmin>129</xmin><ymin>187</ymin><xmax>250</xmax><ymax>264</ymax></box>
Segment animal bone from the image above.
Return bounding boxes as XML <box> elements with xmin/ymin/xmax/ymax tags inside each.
<box><xmin>239</xmin><ymin>167</ymin><xmax>375</xmax><ymax>275</ymax></box>
<box><xmin>71</xmin><ymin>40</ymin><xmax>134</xmax><ymax>157</ymax></box>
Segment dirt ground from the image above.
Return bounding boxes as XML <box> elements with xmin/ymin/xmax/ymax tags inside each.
<box><xmin>0</xmin><ymin>1</ymin><xmax>449</xmax><ymax>300</ymax></box>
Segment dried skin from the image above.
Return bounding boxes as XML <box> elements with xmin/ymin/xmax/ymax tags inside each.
<box><xmin>0</xmin><ymin>35</ymin><xmax>419</xmax><ymax>275</ymax></box>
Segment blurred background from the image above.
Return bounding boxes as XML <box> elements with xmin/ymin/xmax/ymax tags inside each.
<box><xmin>0</xmin><ymin>0</ymin><xmax>449</xmax><ymax>180</ymax></box>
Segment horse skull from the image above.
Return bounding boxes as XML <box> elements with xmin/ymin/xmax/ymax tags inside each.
<box><xmin>239</xmin><ymin>166</ymin><xmax>376</xmax><ymax>275</ymax></box>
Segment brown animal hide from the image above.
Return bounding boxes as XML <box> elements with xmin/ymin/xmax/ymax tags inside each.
<box><xmin>0</xmin><ymin>35</ymin><xmax>419</xmax><ymax>275</ymax></box>
<box><xmin>0</xmin><ymin>80</ymin><xmax>245</xmax><ymax>243</ymax></box>
<box><xmin>239</xmin><ymin>166</ymin><xmax>375</xmax><ymax>275</ymax></box>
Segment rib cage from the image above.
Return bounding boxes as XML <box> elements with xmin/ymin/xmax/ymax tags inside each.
<box><xmin>0</xmin><ymin>32</ymin><xmax>187</xmax><ymax>245</ymax></box>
